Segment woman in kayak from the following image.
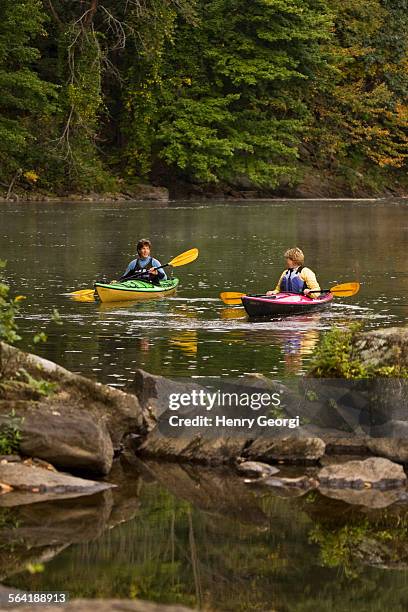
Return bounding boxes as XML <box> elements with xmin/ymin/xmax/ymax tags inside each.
<box><xmin>119</xmin><ymin>239</ymin><xmax>167</xmax><ymax>283</ymax></box>
<box><xmin>267</xmin><ymin>247</ymin><xmax>320</xmax><ymax>297</ymax></box>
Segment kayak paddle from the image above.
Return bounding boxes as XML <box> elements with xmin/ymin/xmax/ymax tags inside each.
<box><xmin>69</xmin><ymin>248</ymin><xmax>199</xmax><ymax>298</ymax></box>
<box><xmin>121</xmin><ymin>248</ymin><xmax>198</xmax><ymax>282</ymax></box>
<box><xmin>220</xmin><ymin>282</ymin><xmax>360</xmax><ymax>305</ymax></box>
<box><xmin>309</xmin><ymin>282</ymin><xmax>360</xmax><ymax>298</ymax></box>
<box><xmin>220</xmin><ymin>292</ymin><xmax>248</xmax><ymax>305</ymax></box>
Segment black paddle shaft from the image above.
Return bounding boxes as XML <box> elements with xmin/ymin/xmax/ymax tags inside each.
<box><xmin>120</xmin><ymin>263</ymin><xmax>170</xmax><ymax>282</ymax></box>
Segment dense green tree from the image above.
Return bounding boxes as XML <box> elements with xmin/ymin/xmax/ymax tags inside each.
<box><xmin>0</xmin><ymin>0</ymin><xmax>56</xmax><ymax>189</ymax></box>
<box><xmin>38</xmin><ymin>0</ymin><xmax>196</xmax><ymax>192</ymax></box>
<box><xmin>309</xmin><ymin>0</ymin><xmax>408</xmax><ymax>189</ymax></box>
<box><xmin>0</xmin><ymin>0</ymin><xmax>407</xmax><ymax>196</ymax></box>
<box><xmin>122</xmin><ymin>0</ymin><xmax>332</xmax><ymax>187</ymax></box>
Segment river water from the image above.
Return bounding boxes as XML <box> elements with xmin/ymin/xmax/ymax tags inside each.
<box><xmin>2</xmin><ymin>198</ymin><xmax>408</xmax><ymax>610</ymax></box>
<box><xmin>2</xmin><ymin>198</ymin><xmax>407</xmax><ymax>383</ymax></box>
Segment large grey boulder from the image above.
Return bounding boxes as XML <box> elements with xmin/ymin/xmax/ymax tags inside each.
<box><xmin>0</xmin><ymin>460</ymin><xmax>114</xmax><ymax>506</ymax></box>
<box><xmin>0</xmin><ymin>342</ymin><xmax>147</xmax><ymax>465</ymax></box>
<box><xmin>132</xmin><ymin>369</ymin><xmax>327</xmax><ymax>464</ymax></box>
<box><xmin>138</xmin><ymin>432</ymin><xmax>248</xmax><ymax>465</ymax></box>
<box><xmin>318</xmin><ymin>457</ymin><xmax>407</xmax><ymax>489</ymax></box>
<box><xmin>0</xmin><ymin>406</ymin><xmax>113</xmax><ymax>475</ymax></box>
<box><xmin>367</xmin><ymin>438</ymin><xmax>408</xmax><ymax>464</ymax></box>
<box><xmin>128</xmin><ymin>369</ymin><xmax>204</xmax><ymax>423</ymax></box>
<box><xmin>352</xmin><ymin>327</ymin><xmax>408</xmax><ymax>368</ymax></box>
<box><xmin>243</xmin><ymin>437</ymin><xmax>326</xmax><ymax>463</ymax></box>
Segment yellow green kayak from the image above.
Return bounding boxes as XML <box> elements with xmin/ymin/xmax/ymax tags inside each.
<box><xmin>94</xmin><ymin>278</ymin><xmax>179</xmax><ymax>303</ymax></box>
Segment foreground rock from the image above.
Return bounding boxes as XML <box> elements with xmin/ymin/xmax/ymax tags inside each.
<box><xmin>352</xmin><ymin>327</ymin><xmax>408</xmax><ymax>369</ymax></box>
<box><xmin>243</xmin><ymin>437</ymin><xmax>326</xmax><ymax>464</ymax></box>
<box><xmin>236</xmin><ymin>461</ymin><xmax>280</xmax><ymax>478</ymax></box>
<box><xmin>0</xmin><ymin>460</ymin><xmax>114</xmax><ymax>506</ymax></box>
<box><xmin>318</xmin><ymin>457</ymin><xmax>407</xmax><ymax>489</ymax></box>
<box><xmin>0</xmin><ymin>407</ymin><xmax>114</xmax><ymax>476</ymax></box>
<box><xmin>128</xmin><ymin>369</ymin><xmax>211</xmax><ymax>423</ymax></box>
<box><xmin>132</xmin><ymin>370</ymin><xmax>327</xmax><ymax>465</ymax></box>
<box><xmin>367</xmin><ymin>438</ymin><xmax>408</xmax><ymax>464</ymax></box>
<box><xmin>0</xmin><ymin>342</ymin><xmax>147</xmax><ymax>474</ymax></box>
<box><xmin>138</xmin><ymin>432</ymin><xmax>249</xmax><ymax>465</ymax></box>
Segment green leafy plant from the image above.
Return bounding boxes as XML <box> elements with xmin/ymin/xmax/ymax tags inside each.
<box><xmin>18</xmin><ymin>368</ymin><xmax>58</xmax><ymax>397</ymax></box>
<box><xmin>309</xmin><ymin>323</ymin><xmax>408</xmax><ymax>378</ymax></box>
<box><xmin>0</xmin><ymin>261</ymin><xmax>22</xmax><ymax>344</ymax></box>
<box><xmin>308</xmin><ymin>324</ymin><xmax>368</xmax><ymax>378</ymax></box>
<box><xmin>0</xmin><ymin>409</ymin><xmax>22</xmax><ymax>455</ymax></box>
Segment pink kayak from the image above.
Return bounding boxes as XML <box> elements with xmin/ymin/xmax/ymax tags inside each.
<box><xmin>241</xmin><ymin>292</ymin><xmax>333</xmax><ymax>318</ymax></box>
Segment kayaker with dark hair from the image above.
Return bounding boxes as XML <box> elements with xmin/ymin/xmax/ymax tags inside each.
<box><xmin>119</xmin><ymin>239</ymin><xmax>167</xmax><ymax>283</ymax></box>
<box><xmin>267</xmin><ymin>247</ymin><xmax>320</xmax><ymax>298</ymax></box>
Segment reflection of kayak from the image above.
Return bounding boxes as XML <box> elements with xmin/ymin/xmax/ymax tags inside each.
<box><xmin>95</xmin><ymin>278</ymin><xmax>179</xmax><ymax>303</ymax></box>
<box><xmin>241</xmin><ymin>292</ymin><xmax>333</xmax><ymax>318</ymax></box>
<box><xmin>221</xmin><ymin>307</ymin><xmax>247</xmax><ymax>320</ymax></box>
<box><xmin>98</xmin><ymin>299</ymin><xmax>144</xmax><ymax>311</ymax></box>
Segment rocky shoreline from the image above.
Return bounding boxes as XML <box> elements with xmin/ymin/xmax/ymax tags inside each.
<box><xmin>1</xmin><ymin>327</ymin><xmax>408</xmax><ymax>507</ymax></box>
<box><xmin>2</xmin><ymin>327</ymin><xmax>408</xmax><ymax>608</ymax></box>
<box><xmin>1</xmin><ymin>179</ymin><xmax>408</xmax><ymax>204</ymax></box>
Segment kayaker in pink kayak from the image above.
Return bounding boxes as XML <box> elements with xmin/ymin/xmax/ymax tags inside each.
<box><xmin>119</xmin><ymin>238</ymin><xmax>167</xmax><ymax>283</ymax></box>
<box><xmin>267</xmin><ymin>247</ymin><xmax>320</xmax><ymax>297</ymax></box>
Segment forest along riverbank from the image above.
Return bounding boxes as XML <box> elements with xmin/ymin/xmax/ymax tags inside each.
<box><xmin>2</xmin><ymin>326</ymin><xmax>408</xmax><ymax>606</ymax></box>
<box><xmin>1</xmin><ymin>3</ymin><xmax>408</xmax><ymax>201</ymax></box>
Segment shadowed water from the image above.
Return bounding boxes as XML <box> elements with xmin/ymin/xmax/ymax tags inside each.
<box><xmin>2</xmin><ymin>460</ymin><xmax>408</xmax><ymax>611</ymax></box>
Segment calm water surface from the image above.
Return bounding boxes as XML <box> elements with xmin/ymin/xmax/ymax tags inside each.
<box><xmin>2</xmin><ymin>198</ymin><xmax>408</xmax><ymax>610</ymax></box>
<box><xmin>3</xmin><ymin>460</ymin><xmax>408</xmax><ymax>611</ymax></box>
<box><xmin>1</xmin><ymin>198</ymin><xmax>406</xmax><ymax>383</ymax></box>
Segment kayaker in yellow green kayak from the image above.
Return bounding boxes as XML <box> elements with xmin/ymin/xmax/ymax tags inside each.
<box><xmin>119</xmin><ymin>238</ymin><xmax>167</xmax><ymax>283</ymax></box>
<box><xmin>267</xmin><ymin>247</ymin><xmax>321</xmax><ymax>297</ymax></box>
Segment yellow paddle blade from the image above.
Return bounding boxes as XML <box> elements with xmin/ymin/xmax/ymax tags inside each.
<box><xmin>219</xmin><ymin>292</ymin><xmax>246</xmax><ymax>305</ymax></box>
<box><xmin>168</xmin><ymin>248</ymin><xmax>199</xmax><ymax>267</ymax></box>
<box><xmin>330</xmin><ymin>282</ymin><xmax>360</xmax><ymax>297</ymax></box>
<box><xmin>69</xmin><ymin>288</ymin><xmax>95</xmax><ymax>297</ymax></box>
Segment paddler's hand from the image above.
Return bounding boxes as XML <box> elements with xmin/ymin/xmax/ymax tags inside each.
<box><xmin>148</xmin><ymin>267</ymin><xmax>158</xmax><ymax>276</ymax></box>
<box><xmin>303</xmin><ymin>289</ymin><xmax>311</xmax><ymax>296</ymax></box>
<box><xmin>266</xmin><ymin>290</ymin><xmax>277</xmax><ymax>296</ymax></box>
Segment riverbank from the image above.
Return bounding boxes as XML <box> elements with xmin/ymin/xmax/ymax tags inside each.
<box><xmin>2</xmin><ymin>326</ymin><xmax>408</xmax><ymax>500</ymax></box>
<box><xmin>1</xmin><ymin>170</ymin><xmax>408</xmax><ymax>204</ymax></box>
<box><xmin>3</xmin><ymin>327</ymin><xmax>408</xmax><ymax>607</ymax></box>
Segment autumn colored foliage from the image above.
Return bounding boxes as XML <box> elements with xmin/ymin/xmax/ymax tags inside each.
<box><xmin>0</xmin><ymin>0</ymin><xmax>407</xmax><ymax>196</ymax></box>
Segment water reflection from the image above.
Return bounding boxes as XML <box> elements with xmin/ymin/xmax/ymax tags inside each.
<box><xmin>169</xmin><ymin>331</ymin><xmax>198</xmax><ymax>356</ymax></box>
<box><xmin>3</xmin><ymin>459</ymin><xmax>408</xmax><ymax>610</ymax></box>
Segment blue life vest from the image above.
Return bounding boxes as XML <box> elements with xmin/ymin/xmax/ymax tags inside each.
<box><xmin>280</xmin><ymin>266</ymin><xmax>306</xmax><ymax>294</ymax></box>
<box><xmin>133</xmin><ymin>257</ymin><xmax>153</xmax><ymax>281</ymax></box>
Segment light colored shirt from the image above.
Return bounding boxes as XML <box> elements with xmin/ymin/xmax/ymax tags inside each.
<box><xmin>274</xmin><ymin>266</ymin><xmax>320</xmax><ymax>298</ymax></box>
